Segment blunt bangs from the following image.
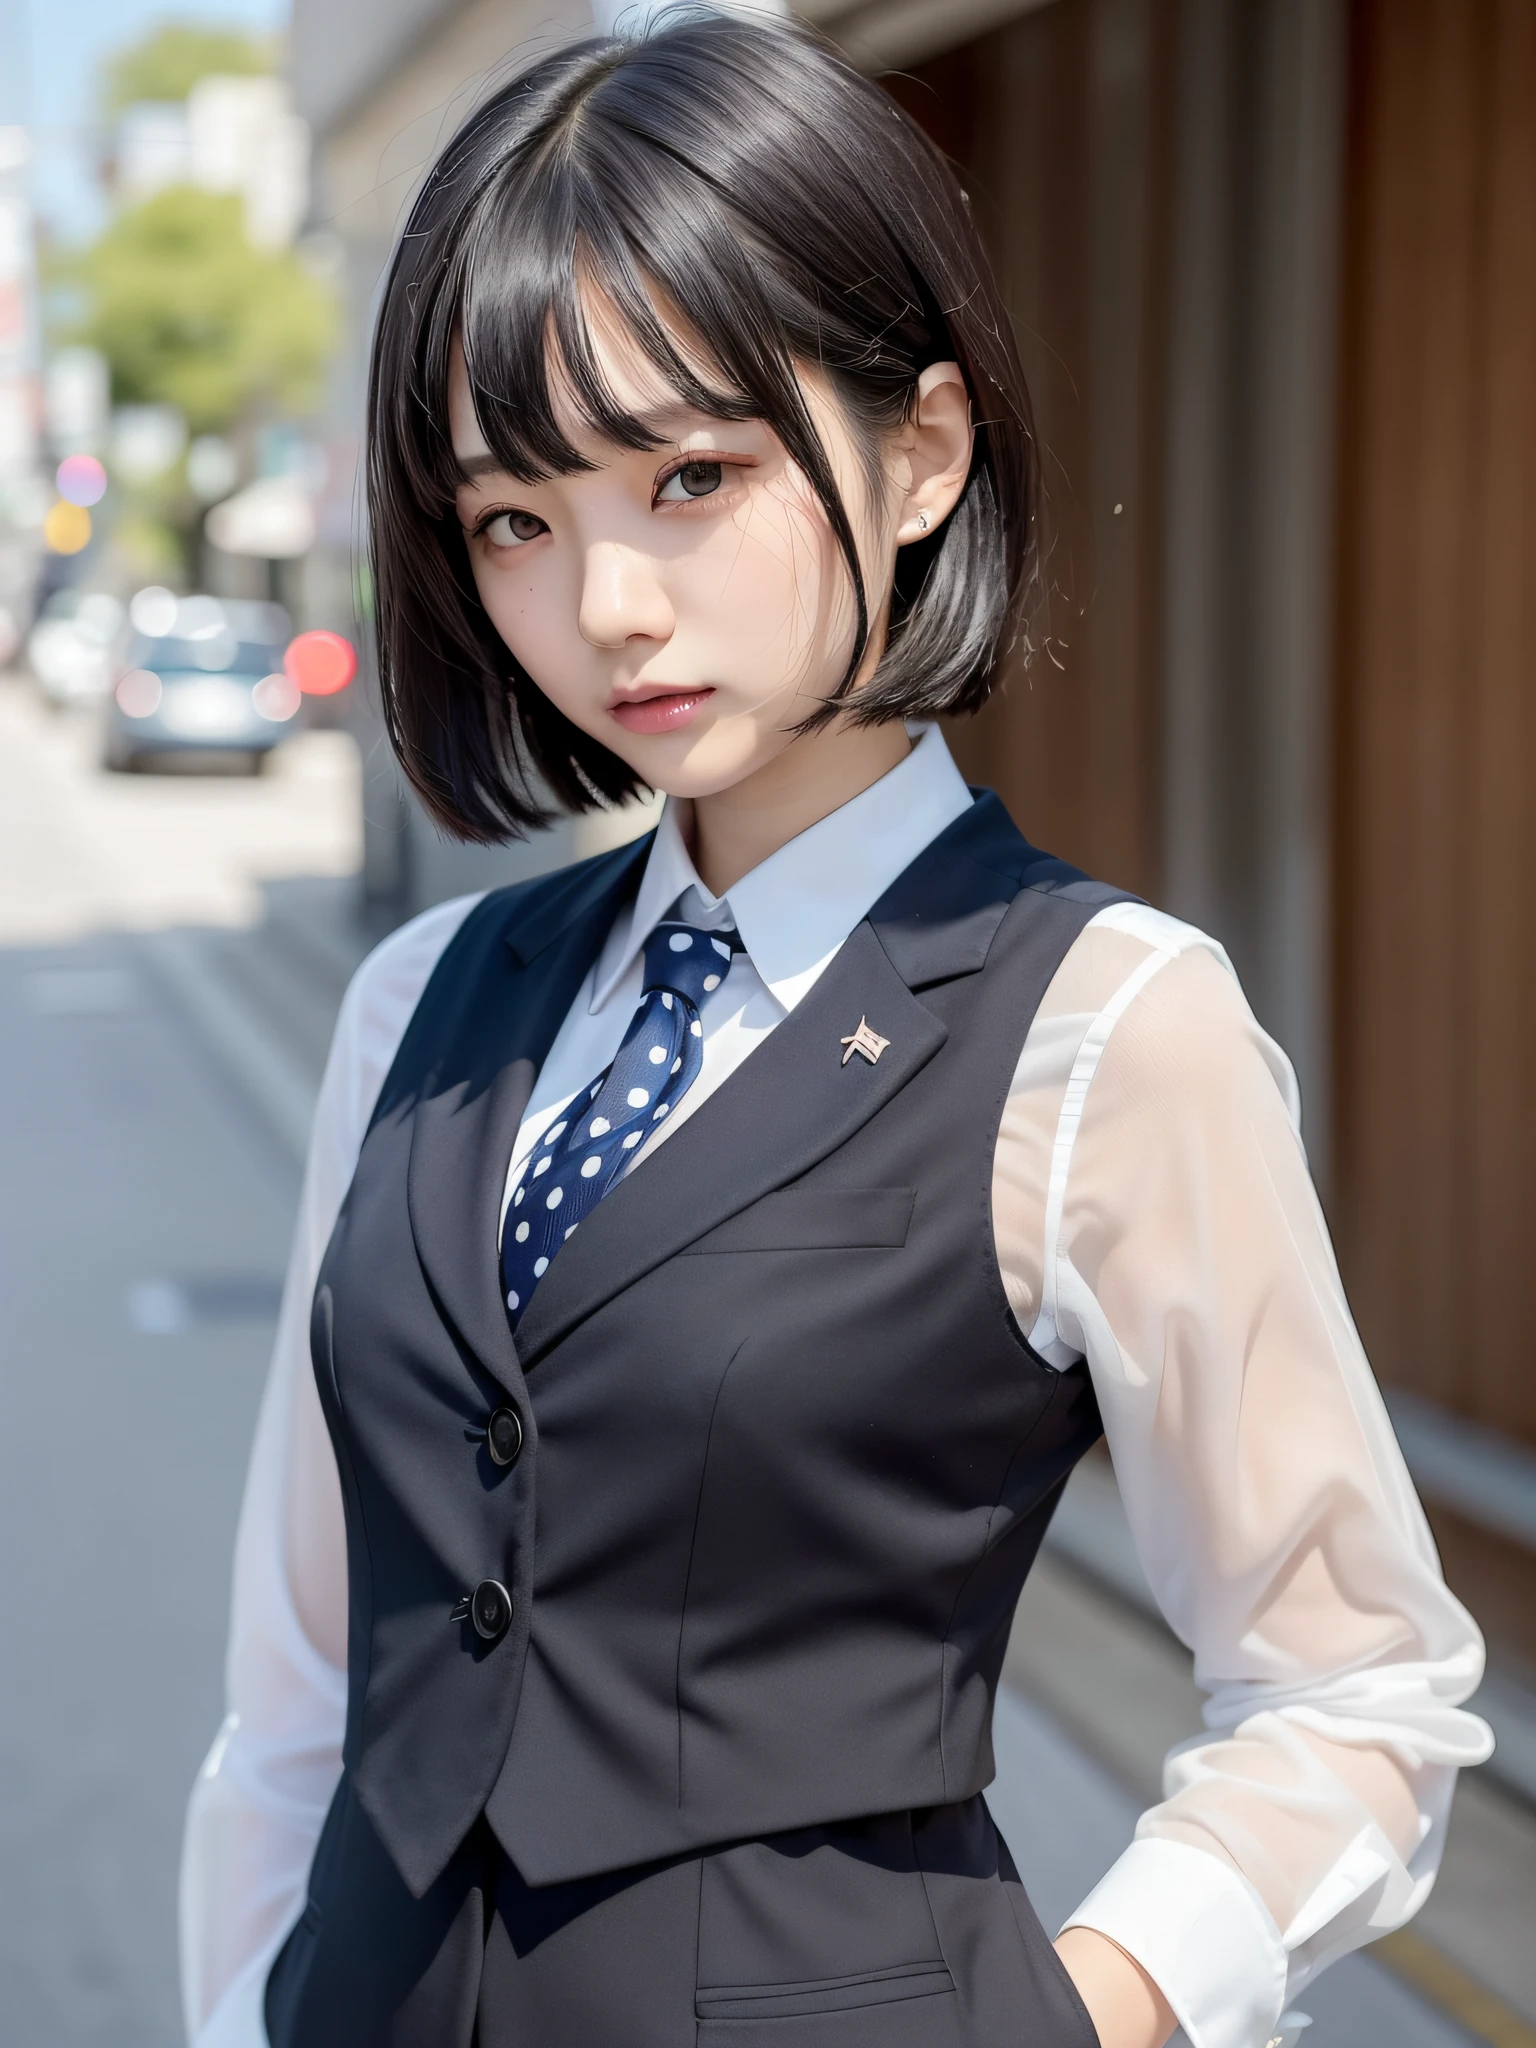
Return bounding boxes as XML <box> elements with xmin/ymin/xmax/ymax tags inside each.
<box><xmin>369</xmin><ymin>7</ymin><xmax>1039</xmax><ymax>842</ymax></box>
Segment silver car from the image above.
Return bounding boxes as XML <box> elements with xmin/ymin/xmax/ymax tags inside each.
<box><xmin>104</xmin><ymin>595</ymin><xmax>300</xmax><ymax>772</ymax></box>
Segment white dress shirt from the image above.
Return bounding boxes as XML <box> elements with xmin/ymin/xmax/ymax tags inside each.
<box><xmin>180</xmin><ymin>724</ymin><xmax>1490</xmax><ymax>2048</ymax></box>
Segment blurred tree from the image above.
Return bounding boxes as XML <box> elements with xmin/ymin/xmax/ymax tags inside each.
<box><xmin>69</xmin><ymin>188</ymin><xmax>335</xmax><ymax>432</ymax></box>
<box><xmin>102</xmin><ymin>24</ymin><xmax>271</xmax><ymax>112</ymax></box>
<box><xmin>49</xmin><ymin>21</ymin><xmax>335</xmax><ymax>585</ymax></box>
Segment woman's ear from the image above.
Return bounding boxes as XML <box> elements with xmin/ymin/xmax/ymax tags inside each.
<box><xmin>893</xmin><ymin>363</ymin><xmax>974</xmax><ymax>546</ymax></box>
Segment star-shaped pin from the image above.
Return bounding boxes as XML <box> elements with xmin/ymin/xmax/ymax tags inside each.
<box><xmin>840</xmin><ymin>1016</ymin><xmax>890</xmax><ymax>1066</ymax></box>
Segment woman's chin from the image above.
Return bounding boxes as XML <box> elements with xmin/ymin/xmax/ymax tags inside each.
<box><xmin>606</xmin><ymin>720</ymin><xmax>790</xmax><ymax>803</ymax></box>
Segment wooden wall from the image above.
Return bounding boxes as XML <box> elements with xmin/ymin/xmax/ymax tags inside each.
<box><xmin>885</xmin><ymin>0</ymin><xmax>1172</xmax><ymax>901</ymax></box>
<box><xmin>1332</xmin><ymin>0</ymin><xmax>1536</xmax><ymax>1455</ymax></box>
<box><xmin>897</xmin><ymin>0</ymin><xmax>1536</xmax><ymax>1476</ymax></box>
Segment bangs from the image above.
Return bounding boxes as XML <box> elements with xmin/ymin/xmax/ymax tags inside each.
<box><xmin>452</xmin><ymin>193</ymin><xmax>767</xmax><ymax>488</ymax></box>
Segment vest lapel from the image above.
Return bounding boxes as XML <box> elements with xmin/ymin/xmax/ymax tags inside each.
<box><xmin>404</xmin><ymin>839</ymin><xmax>651</xmax><ymax>1398</ymax></box>
<box><xmin>511</xmin><ymin>793</ymin><xmax>1041</xmax><ymax>1370</ymax></box>
<box><xmin>511</xmin><ymin>924</ymin><xmax>943</xmax><ymax>1367</ymax></box>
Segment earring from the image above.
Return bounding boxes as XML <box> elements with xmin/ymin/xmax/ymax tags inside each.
<box><xmin>916</xmin><ymin>510</ymin><xmax>931</xmax><ymax>533</ymax></box>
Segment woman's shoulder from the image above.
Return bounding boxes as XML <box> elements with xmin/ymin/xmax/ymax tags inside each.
<box><xmin>320</xmin><ymin>894</ymin><xmax>488</xmax><ymax>1134</ymax></box>
<box><xmin>1027</xmin><ymin>899</ymin><xmax>1231</xmax><ymax>1044</ymax></box>
<box><xmin>342</xmin><ymin>892</ymin><xmax>489</xmax><ymax>1046</ymax></box>
<box><xmin>293</xmin><ymin>895</ymin><xmax>491</xmax><ymax>1214</ymax></box>
<box><xmin>1073</xmin><ymin>898</ymin><xmax>1235</xmax><ymax>979</ymax></box>
<box><xmin>1049</xmin><ymin>901</ymin><xmax>1301</xmax><ymax>1132</ymax></box>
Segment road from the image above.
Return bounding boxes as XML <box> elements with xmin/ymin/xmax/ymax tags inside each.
<box><xmin>0</xmin><ymin>675</ymin><xmax>1525</xmax><ymax>2048</ymax></box>
<box><xmin>0</xmin><ymin>674</ymin><xmax>361</xmax><ymax>947</ymax></box>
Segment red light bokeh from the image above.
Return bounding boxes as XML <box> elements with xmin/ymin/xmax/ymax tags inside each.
<box><xmin>283</xmin><ymin>630</ymin><xmax>357</xmax><ymax>697</ymax></box>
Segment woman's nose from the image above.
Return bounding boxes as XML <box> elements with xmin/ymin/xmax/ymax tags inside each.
<box><xmin>577</xmin><ymin>542</ymin><xmax>674</xmax><ymax>650</ymax></box>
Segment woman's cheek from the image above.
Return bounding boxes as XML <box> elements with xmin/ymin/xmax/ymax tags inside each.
<box><xmin>695</xmin><ymin>515</ymin><xmax>821</xmax><ymax>675</ymax></box>
<box><xmin>476</xmin><ymin>566</ymin><xmax>559</xmax><ymax>683</ymax></box>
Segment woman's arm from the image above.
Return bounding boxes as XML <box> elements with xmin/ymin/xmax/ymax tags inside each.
<box><xmin>179</xmin><ymin>896</ymin><xmax>481</xmax><ymax>2046</ymax></box>
<box><xmin>178</xmin><ymin>1222</ymin><xmax>347</xmax><ymax>2045</ymax></box>
<box><xmin>998</xmin><ymin>909</ymin><xmax>1491</xmax><ymax>2048</ymax></box>
<box><xmin>1055</xmin><ymin>1927</ymin><xmax>1175</xmax><ymax>2047</ymax></box>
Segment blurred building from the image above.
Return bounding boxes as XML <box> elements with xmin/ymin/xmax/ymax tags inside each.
<box><xmin>0</xmin><ymin>129</ymin><xmax>36</xmax><ymax>471</ymax></box>
<box><xmin>114</xmin><ymin>75</ymin><xmax>310</xmax><ymax>249</ymax></box>
<box><xmin>0</xmin><ymin>125</ymin><xmax>40</xmax><ymax>659</ymax></box>
<box><xmin>293</xmin><ymin>0</ymin><xmax>1536</xmax><ymax>1677</ymax></box>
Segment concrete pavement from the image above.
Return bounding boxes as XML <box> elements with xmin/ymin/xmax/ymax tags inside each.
<box><xmin>0</xmin><ymin>928</ymin><xmax>300</xmax><ymax>2045</ymax></box>
<box><xmin>0</xmin><ymin>681</ymin><xmax>359</xmax><ymax>2045</ymax></box>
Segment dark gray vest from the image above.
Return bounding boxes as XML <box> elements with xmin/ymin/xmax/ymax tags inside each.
<box><xmin>312</xmin><ymin>793</ymin><xmax>1127</xmax><ymax>1901</ymax></box>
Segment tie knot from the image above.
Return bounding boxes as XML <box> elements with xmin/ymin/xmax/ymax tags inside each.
<box><xmin>642</xmin><ymin>921</ymin><xmax>738</xmax><ymax>1006</ymax></box>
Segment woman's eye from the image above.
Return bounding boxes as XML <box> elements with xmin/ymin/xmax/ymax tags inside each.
<box><xmin>480</xmin><ymin>509</ymin><xmax>546</xmax><ymax>546</ymax></box>
<box><xmin>656</xmin><ymin>460</ymin><xmax>725</xmax><ymax>503</ymax></box>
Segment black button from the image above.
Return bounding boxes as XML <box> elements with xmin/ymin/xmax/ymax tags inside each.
<box><xmin>486</xmin><ymin>1406</ymin><xmax>523</xmax><ymax>1468</ymax></box>
<box><xmin>471</xmin><ymin>1579</ymin><xmax>512</xmax><ymax>1642</ymax></box>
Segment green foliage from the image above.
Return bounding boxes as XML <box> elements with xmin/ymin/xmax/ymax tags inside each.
<box><xmin>102</xmin><ymin>23</ymin><xmax>271</xmax><ymax>112</ymax></box>
<box><xmin>69</xmin><ymin>187</ymin><xmax>336</xmax><ymax>434</ymax></box>
<box><xmin>113</xmin><ymin>509</ymin><xmax>186</xmax><ymax>580</ymax></box>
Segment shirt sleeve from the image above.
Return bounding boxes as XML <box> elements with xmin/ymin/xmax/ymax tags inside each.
<box><xmin>178</xmin><ymin>896</ymin><xmax>481</xmax><ymax>2048</ymax></box>
<box><xmin>997</xmin><ymin>906</ymin><xmax>1492</xmax><ymax>2048</ymax></box>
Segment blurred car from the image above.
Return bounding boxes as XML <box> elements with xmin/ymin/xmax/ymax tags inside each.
<box><xmin>104</xmin><ymin>594</ymin><xmax>301</xmax><ymax>773</ymax></box>
<box><xmin>27</xmin><ymin>590</ymin><xmax>125</xmax><ymax>706</ymax></box>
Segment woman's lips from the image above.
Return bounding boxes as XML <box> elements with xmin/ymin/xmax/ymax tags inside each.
<box><xmin>609</xmin><ymin>687</ymin><xmax>715</xmax><ymax>735</ymax></box>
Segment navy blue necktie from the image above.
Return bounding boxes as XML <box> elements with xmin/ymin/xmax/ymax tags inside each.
<box><xmin>501</xmin><ymin>920</ymin><xmax>739</xmax><ymax>1329</ymax></box>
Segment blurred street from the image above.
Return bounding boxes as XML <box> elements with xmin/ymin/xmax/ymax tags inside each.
<box><xmin>0</xmin><ymin>690</ymin><xmax>364</xmax><ymax>2046</ymax></box>
<box><xmin>0</xmin><ymin>677</ymin><xmax>360</xmax><ymax>945</ymax></box>
<box><xmin>2</xmin><ymin>689</ymin><xmax>1532</xmax><ymax>2048</ymax></box>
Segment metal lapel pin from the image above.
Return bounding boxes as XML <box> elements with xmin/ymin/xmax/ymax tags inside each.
<box><xmin>840</xmin><ymin>1017</ymin><xmax>890</xmax><ymax>1066</ymax></box>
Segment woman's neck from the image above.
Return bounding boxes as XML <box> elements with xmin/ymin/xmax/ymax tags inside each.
<box><xmin>684</xmin><ymin>720</ymin><xmax>913</xmax><ymax>898</ymax></box>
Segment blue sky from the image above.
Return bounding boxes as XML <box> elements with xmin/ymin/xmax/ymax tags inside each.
<box><xmin>4</xmin><ymin>0</ymin><xmax>290</xmax><ymax>244</ymax></box>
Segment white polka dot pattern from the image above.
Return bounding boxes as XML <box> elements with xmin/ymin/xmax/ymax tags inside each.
<box><xmin>499</xmin><ymin>918</ymin><xmax>741</xmax><ymax>1330</ymax></box>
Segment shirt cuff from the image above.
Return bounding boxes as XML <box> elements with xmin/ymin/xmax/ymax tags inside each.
<box><xmin>1060</xmin><ymin>1837</ymin><xmax>1287</xmax><ymax>2048</ymax></box>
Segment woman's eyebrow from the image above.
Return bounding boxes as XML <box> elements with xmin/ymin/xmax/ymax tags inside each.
<box><xmin>641</xmin><ymin>407</ymin><xmax>759</xmax><ymax>440</ymax></box>
<box><xmin>452</xmin><ymin>411</ymin><xmax>754</xmax><ymax>490</ymax></box>
<box><xmin>454</xmin><ymin>452</ymin><xmax>509</xmax><ymax>485</ymax></box>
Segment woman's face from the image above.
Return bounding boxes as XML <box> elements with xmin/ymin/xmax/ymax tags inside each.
<box><xmin>450</xmin><ymin>305</ymin><xmax>969</xmax><ymax>801</ymax></box>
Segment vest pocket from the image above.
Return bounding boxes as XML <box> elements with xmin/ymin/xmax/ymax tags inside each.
<box><xmin>681</xmin><ymin>1187</ymin><xmax>916</xmax><ymax>1253</ymax></box>
<box><xmin>695</xmin><ymin>1812</ymin><xmax>954</xmax><ymax>2038</ymax></box>
<box><xmin>697</xmin><ymin>1961</ymin><xmax>955</xmax><ymax>2019</ymax></box>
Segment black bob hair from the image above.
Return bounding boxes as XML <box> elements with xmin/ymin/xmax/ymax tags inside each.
<box><xmin>368</xmin><ymin>5</ymin><xmax>1040</xmax><ymax>842</ymax></box>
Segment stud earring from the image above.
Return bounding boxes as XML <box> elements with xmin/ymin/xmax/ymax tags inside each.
<box><xmin>916</xmin><ymin>510</ymin><xmax>931</xmax><ymax>533</ymax></box>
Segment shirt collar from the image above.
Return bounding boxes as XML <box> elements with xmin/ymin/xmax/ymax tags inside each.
<box><xmin>590</xmin><ymin>722</ymin><xmax>974</xmax><ymax>1015</ymax></box>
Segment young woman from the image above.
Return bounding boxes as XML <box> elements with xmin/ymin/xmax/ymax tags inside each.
<box><xmin>180</xmin><ymin>14</ymin><xmax>1490</xmax><ymax>2048</ymax></box>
